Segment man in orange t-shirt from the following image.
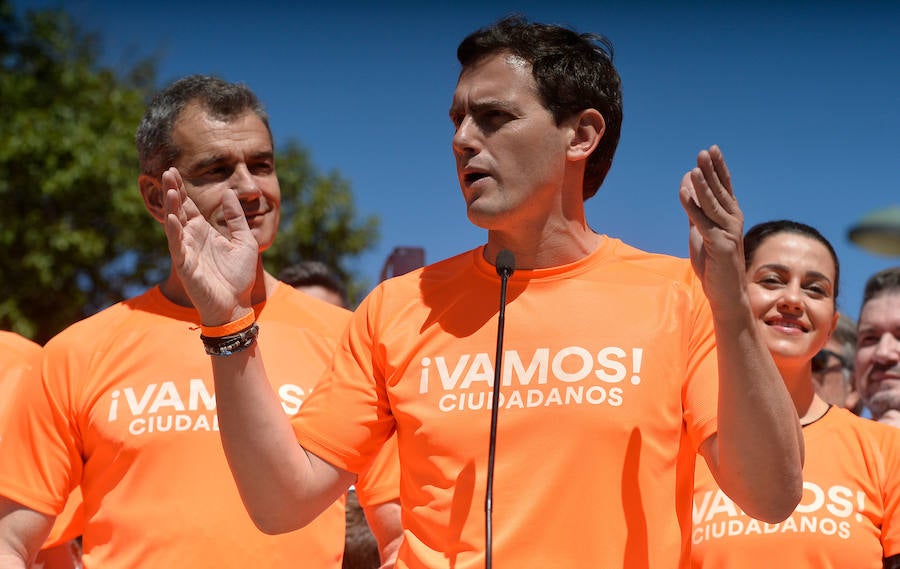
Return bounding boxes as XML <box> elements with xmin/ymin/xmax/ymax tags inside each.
<box><xmin>855</xmin><ymin>267</ymin><xmax>900</xmax><ymax>428</ymax></box>
<box><xmin>160</xmin><ymin>17</ymin><xmax>804</xmax><ymax>568</ymax></box>
<box><xmin>0</xmin><ymin>77</ymin><xmax>401</xmax><ymax>569</ymax></box>
<box><xmin>0</xmin><ymin>331</ymin><xmax>83</xmax><ymax>569</ymax></box>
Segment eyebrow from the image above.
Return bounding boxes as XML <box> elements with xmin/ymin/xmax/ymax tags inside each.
<box><xmin>858</xmin><ymin>324</ymin><xmax>900</xmax><ymax>335</ymax></box>
<box><xmin>449</xmin><ymin>98</ymin><xmax>519</xmax><ymax>118</ymax></box>
<box><xmin>189</xmin><ymin>150</ymin><xmax>275</xmax><ymax>172</ymax></box>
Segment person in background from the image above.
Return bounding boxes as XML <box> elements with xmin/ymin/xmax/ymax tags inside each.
<box><xmin>0</xmin><ymin>331</ymin><xmax>82</xmax><ymax>569</ymax></box>
<box><xmin>278</xmin><ymin>260</ymin><xmax>349</xmax><ymax>308</ymax></box>
<box><xmin>855</xmin><ymin>267</ymin><xmax>900</xmax><ymax>428</ymax></box>
<box><xmin>161</xmin><ymin>16</ymin><xmax>803</xmax><ymax>567</ymax></box>
<box><xmin>692</xmin><ymin>220</ymin><xmax>900</xmax><ymax>568</ymax></box>
<box><xmin>0</xmin><ymin>75</ymin><xmax>401</xmax><ymax>569</ymax></box>
<box><xmin>341</xmin><ymin>489</ymin><xmax>381</xmax><ymax>569</ymax></box>
<box><xmin>812</xmin><ymin>312</ymin><xmax>861</xmax><ymax>413</ymax></box>
<box><xmin>278</xmin><ymin>260</ymin><xmax>388</xmax><ymax>568</ymax></box>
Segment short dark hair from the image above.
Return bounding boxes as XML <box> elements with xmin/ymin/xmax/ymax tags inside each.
<box><xmin>457</xmin><ymin>15</ymin><xmax>622</xmax><ymax>200</ymax></box>
<box><xmin>341</xmin><ymin>489</ymin><xmax>380</xmax><ymax>569</ymax></box>
<box><xmin>743</xmin><ymin>220</ymin><xmax>841</xmax><ymax>301</ymax></box>
<box><xmin>135</xmin><ymin>75</ymin><xmax>272</xmax><ymax>178</ymax></box>
<box><xmin>861</xmin><ymin>266</ymin><xmax>900</xmax><ymax>309</ymax></box>
<box><xmin>277</xmin><ymin>261</ymin><xmax>348</xmax><ymax>307</ymax></box>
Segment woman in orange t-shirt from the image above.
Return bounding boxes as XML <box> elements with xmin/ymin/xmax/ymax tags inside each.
<box><xmin>692</xmin><ymin>220</ymin><xmax>900</xmax><ymax>569</ymax></box>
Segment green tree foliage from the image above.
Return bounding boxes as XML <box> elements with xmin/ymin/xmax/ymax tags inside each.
<box><xmin>0</xmin><ymin>1</ymin><xmax>378</xmax><ymax>343</ymax></box>
<box><xmin>0</xmin><ymin>2</ymin><xmax>158</xmax><ymax>343</ymax></box>
<box><xmin>264</xmin><ymin>141</ymin><xmax>379</xmax><ymax>306</ymax></box>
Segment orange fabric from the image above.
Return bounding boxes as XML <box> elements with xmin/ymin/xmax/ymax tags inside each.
<box><xmin>199</xmin><ymin>310</ymin><xmax>255</xmax><ymax>337</ymax></box>
<box><xmin>692</xmin><ymin>406</ymin><xmax>900</xmax><ymax>568</ymax></box>
<box><xmin>294</xmin><ymin>238</ymin><xmax>721</xmax><ymax>568</ymax></box>
<box><xmin>0</xmin><ymin>331</ymin><xmax>83</xmax><ymax>550</ymax></box>
<box><xmin>0</xmin><ymin>331</ymin><xmax>42</xmax><ymax>419</ymax></box>
<box><xmin>0</xmin><ymin>283</ymin><xmax>399</xmax><ymax>568</ymax></box>
<box><xmin>42</xmin><ymin>486</ymin><xmax>84</xmax><ymax>548</ymax></box>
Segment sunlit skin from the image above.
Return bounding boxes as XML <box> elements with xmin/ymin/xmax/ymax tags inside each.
<box><xmin>140</xmin><ymin>103</ymin><xmax>281</xmax><ymax>310</ymax></box>
<box><xmin>745</xmin><ymin>232</ymin><xmax>839</xmax><ymax>423</ymax></box>
<box><xmin>168</xmin><ymin>104</ymin><xmax>280</xmax><ymax>250</ymax></box>
<box><xmin>855</xmin><ymin>293</ymin><xmax>900</xmax><ymax>425</ymax></box>
<box><xmin>142</xmin><ymin>103</ymin><xmax>280</xmax><ymax>252</ymax></box>
<box><xmin>449</xmin><ymin>52</ymin><xmax>603</xmax><ymax>267</ymax></box>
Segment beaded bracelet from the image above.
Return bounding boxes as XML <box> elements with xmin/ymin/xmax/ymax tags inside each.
<box><xmin>200</xmin><ymin>323</ymin><xmax>260</xmax><ymax>357</ymax></box>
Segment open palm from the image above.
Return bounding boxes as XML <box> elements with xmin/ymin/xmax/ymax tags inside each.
<box><xmin>162</xmin><ymin>167</ymin><xmax>259</xmax><ymax>324</ymax></box>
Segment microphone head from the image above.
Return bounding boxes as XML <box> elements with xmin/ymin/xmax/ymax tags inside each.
<box><xmin>495</xmin><ymin>250</ymin><xmax>516</xmax><ymax>278</ymax></box>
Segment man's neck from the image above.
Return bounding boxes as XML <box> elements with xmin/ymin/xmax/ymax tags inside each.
<box><xmin>159</xmin><ymin>257</ymin><xmax>275</xmax><ymax>309</ymax></box>
<box><xmin>484</xmin><ymin>222</ymin><xmax>602</xmax><ymax>271</ymax></box>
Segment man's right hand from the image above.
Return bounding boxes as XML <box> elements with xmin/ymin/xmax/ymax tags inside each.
<box><xmin>162</xmin><ymin>167</ymin><xmax>258</xmax><ymax>325</ymax></box>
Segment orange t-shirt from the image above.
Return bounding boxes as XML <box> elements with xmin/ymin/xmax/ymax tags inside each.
<box><xmin>0</xmin><ymin>331</ymin><xmax>83</xmax><ymax>549</ymax></box>
<box><xmin>692</xmin><ymin>406</ymin><xmax>900</xmax><ymax>568</ymax></box>
<box><xmin>0</xmin><ymin>283</ymin><xmax>399</xmax><ymax>569</ymax></box>
<box><xmin>294</xmin><ymin>238</ymin><xmax>720</xmax><ymax>568</ymax></box>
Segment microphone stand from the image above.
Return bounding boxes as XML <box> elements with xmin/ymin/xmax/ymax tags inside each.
<box><xmin>485</xmin><ymin>250</ymin><xmax>514</xmax><ymax>569</ymax></box>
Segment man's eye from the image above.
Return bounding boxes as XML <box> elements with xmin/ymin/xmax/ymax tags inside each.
<box><xmin>484</xmin><ymin>110</ymin><xmax>511</xmax><ymax>122</ymax></box>
<box><xmin>858</xmin><ymin>335</ymin><xmax>878</xmax><ymax>346</ymax></box>
<box><xmin>199</xmin><ymin>167</ymin><xmax>225</xmax><ymax>177</ymax></box>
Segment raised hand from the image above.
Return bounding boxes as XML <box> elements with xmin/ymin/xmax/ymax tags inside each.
<box><xmin>162</xmin><ymin>167</ymin><xmax>259</xmax><ymax>325</ymax></box>
<box><xmin>678</xmin><ymin>145</ymin><xmax>746</xmax><ymax>311</ymax></box>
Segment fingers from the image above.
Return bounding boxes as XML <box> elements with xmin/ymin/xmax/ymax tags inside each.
<box><xmin>707</xmin><ymin>145</ymin><xmax>733</xmax><ymax>195</ymax></box>
<box><xmin>160</xmin><ymin>167</ymin><xmax>204</xmax><ymax>268</ymax></box>
<box><xmin>696</xmin><ymin>147</ymin><xmax>736</xmax><ymax>217</ymax></box>
<box><xmin>220</xmin><ymin>189</ymin><xmax>254</xmax><ymax>245</ymax></box>
<box><xmin>161</xmin><ymin>167</ymin><xmax>187</xmax><ymax>202</ymax></box>
<box><xmin>687</xmin><ymin>146</ymin><xmax>741</xmax><ymax>227</ymax></box>
<box><xmin>679</xmin><ymin>171</ymin><xmax>712</xmax><ymax>231</ymax></box>
<box><xmin>163</xmin><ymin>209</ymin><xmax>185</xmax><ymax>265</ymax></box>
<box><xmin>162</xmin><ymin>167</ymin><xmax>205</xmax><ymax>227</ymax></box>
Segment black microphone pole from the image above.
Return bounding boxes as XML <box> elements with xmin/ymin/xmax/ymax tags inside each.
<box><xmin>485</xmin><ymin>249</ymin><xmax>515</xmax><ymax>569</ymax></box>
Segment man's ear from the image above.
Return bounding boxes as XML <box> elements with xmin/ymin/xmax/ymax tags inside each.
<box><xmin>139</xmin><ymin>174</ymin><xmax>166</xmax><ymax>224</ymax></box>
<box><xmin>567</xmin><ymin>108</ymin><xmax>605</xmax><ymax>162</ymax></box>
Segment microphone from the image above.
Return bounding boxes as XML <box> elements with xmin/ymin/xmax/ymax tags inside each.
<box><xmin>485</xmin><ymin>249</ymin><xmax>515</xmax><ymax>569</ymax></box>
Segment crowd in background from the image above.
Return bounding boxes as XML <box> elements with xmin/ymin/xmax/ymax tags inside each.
<box><xmin>1</xmin><ymin>13</ymin><xmax>899</xmax><ymax>569</ymax></box>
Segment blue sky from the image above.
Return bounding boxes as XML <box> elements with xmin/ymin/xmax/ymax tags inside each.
<box><xmin>17</xmin><ymin>0</ymin><xmax>900</xmax><ymax>319</ymax></box>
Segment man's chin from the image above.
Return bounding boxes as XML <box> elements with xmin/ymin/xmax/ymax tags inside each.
<box><xmin>252</xmin><ymin>229</ymin><xmax>278</xmax><ymax>253</ymax></box>
<box><xmin>876</xmin><ymin>409</ymin><xmax>900</xmax><ymax>428</ymax></box>
<box><xmin>466</xmin><ymin>205</ymin><xmax>507</xmax><ymax>231</ymax></box>
<box><xmin>865</xmin><ymin>391</ymin><xmax>900</xmax><ymax>419</ymax></box>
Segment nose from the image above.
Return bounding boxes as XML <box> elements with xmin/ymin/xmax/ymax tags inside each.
<box><xmin>230</xmin><ymin>163</ymin><xmax>261</xmax><ymax>199</ymax></box>
<box><xmin>873</xmin><ymin>332</ymin><xmax>900</xmax><ymax>365</ymax></box>
<box><xmin>452</xmin><ymin>115</ymin><xmax>480</xmax><ymax>158</ymax></box>
<box><xmin>776</xmin><ymin>282</ymin><xmax>803</xmax><ymax>314</ymax></box>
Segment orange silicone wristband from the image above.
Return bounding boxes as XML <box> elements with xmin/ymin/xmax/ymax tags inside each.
<box><xmin>200</xmin><ymin>311</ymin><xmax>256</xmax><ymax>338</ymax></box>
